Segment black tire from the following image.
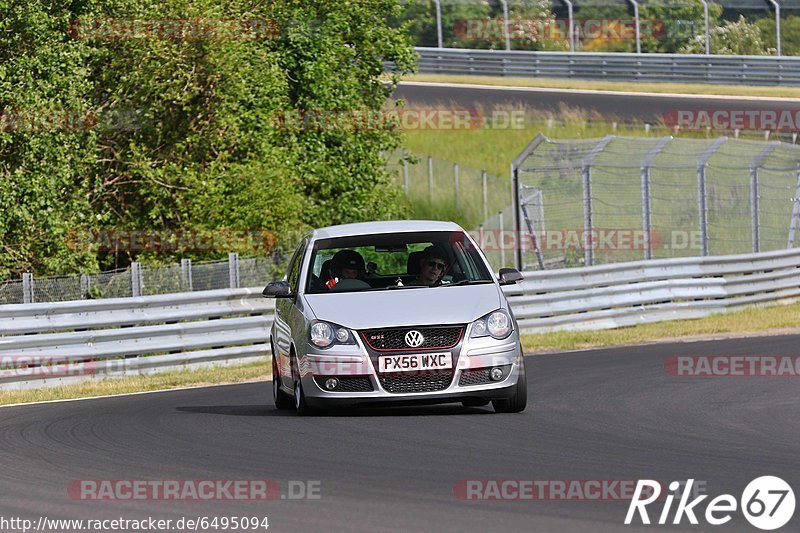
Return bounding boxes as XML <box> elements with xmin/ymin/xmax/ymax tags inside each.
<box><xmin>461</xmin><ymin>398</ymin><xmax>490</xmax><ymax>408</ymax></box>
<box><xmin>293</xmin><ymin>378</ymin><xmax>314</xmax><ymax>416</ymax></box>
<box><xmin>492</xmin><ymin>357</ymin><xmax>527</xmax><ymax>413</ymax></box>
<box><xmin>289</xmin><ymin>351</ymin><xmax>315</xmax><ymax>416</ymax></box>
<box><xmin>272</xmin><ymin>354</ymin><xmax>293</xmax><ymax>410</ymax></box>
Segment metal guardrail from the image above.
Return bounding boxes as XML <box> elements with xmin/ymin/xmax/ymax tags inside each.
<box><xmin>503</xmin><ymin>247</ymin><xmax>800</xmax><ymax>333</ymax></box>
<box><xmin>1</xmin><ymin>247</ymin><xmax>798</xmax><ymax>390</ymax></box>
<box><xmin>0</xmin><ymin>288</ymin><xmax>274</xmax><ymax>390</ymax></box>
<box><xmin>415</xmin><ymin>47</ymin><xmax>800</xmax><ymax>86</ymax></box>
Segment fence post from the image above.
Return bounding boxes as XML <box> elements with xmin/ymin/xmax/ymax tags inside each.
<box><xmin>403</xmin><ymin>148</ymin><xmax>409</xmax><ymax>197</ymax></box>
<box><xmin>22</xmin><ymin>272</ymin><xmax>33</xmax><ymax>304</ymax></box>
<box><xmin>229</xmin><ymin>252</ymin><xmax>240</xmax><ymax>289</ymax></box>
<box><xmin>788</xmin><ymin>164</ymin><xmax>800</xmax><ymax>248</ymax></box>
<box><xmin>499</xmin><ymin>211</ymin><xmax>506</xmax><ymax>268</ymax></box>
<box><xmin>131</xmin><ymin>262</ymin><xmax>142</xmax><ymax>297</ymax></box>
<box><xmin>454</xmin><ymin>163</ymin><xmax>460</xmax><ymax>210</ymax></box>
<box><xmin>80</xmin><ymin>274</ymin><xmax>89</xmax><ymax>299</ymax></box>
<box><xmin>697</xmin><ymin>165</ymin><xmax>709</xmax><ymax>256</ymax></box>
<box><xmin>482</xmin><ymin>170</ymin><xmax>488</xmax><ymax>223</ymax></box>
<box><xmin>181</xmin><ymin>258</ymin><xmax>193</xmax><ymax>291</ymax></box>
<box><xmin>434</xmin><ymin>0</ymin><xmax>443</xmax><ymax>48</ymax></box>
<box><xmin>427</xmin><ymin>156</ymin><xmax>433</xmax><ymax>205</ymax></box>
<box><xmin>750</xmin><ymin>166</ymin><xmax>761</xmax><ymax>253</ymax></box>
<box><xmin>582</xmin><ymin>165</ymin><xmax>594</xmax><ymax>266</ymax></box>
<box><xmin>641</xmin><ymin>166</ymin><xmax>652</xmax><ymax>260</ymax></box>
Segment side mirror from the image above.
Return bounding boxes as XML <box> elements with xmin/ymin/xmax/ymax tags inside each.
<box><xmin>263</xmin><ymin>281</ymin><xmax>293</xmax><ymax>298</ymax></box>
<box><xmin>498</xmin><ymin>268</ymin><xmax>523</xmax><ymax>286</ymax></box>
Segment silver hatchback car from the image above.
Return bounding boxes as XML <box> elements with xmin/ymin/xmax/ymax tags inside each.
<box><xmin>263</xmin><ymin>220</ymin><xmax>527</xmax><ymax>415</ymax></box>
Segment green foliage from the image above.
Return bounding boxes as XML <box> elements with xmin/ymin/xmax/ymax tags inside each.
<box><xmin>680</xmin><ymin>15</ymin><xmax>774</xmax><ymax>55</ymax></box>
<box><xmin>639</xmin><ymin>0</ymin><xmax>723</xmax><ymax>53</ymax></box>
<box><xmin>0</xmin><ymin>0</ymin><xmax>415</xmax><ymax>280</ymax></box>
<box><xmin>393</xmin><ymin>0</ymin><xmax>562</xmax><ymax>51</ymax></box>
<box><xmin>756</xmin><ymin>15</ymin><xmax>800</xmax><ymax>56</ymax></box>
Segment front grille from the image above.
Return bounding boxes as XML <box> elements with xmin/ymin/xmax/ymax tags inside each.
<box><xmin>378</xmin><ymin>370</ymin><xmax>454</xmax><ymax>393</ymax></box>
<box><xmin>458</xmin><ymin>365</ymin><xmax>511</xmax><ymax>386</ymax></box>
<box><xmin>313</xmin><ymin>376</ymin><xmax>374</xmax><ymax>392</ymax></box>
<box><xmin>361</xmin><ymin>326</ymin><xmax>464</xmax><ymax>352</ymax></box>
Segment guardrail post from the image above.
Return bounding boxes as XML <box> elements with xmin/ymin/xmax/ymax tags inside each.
<box><xmin>482</xmin><ymin>170</ymin><xmax>488</xmax><ymax>223</ymax></box>
<box><xmin>454</xmin><ymin>163</ymin><xmax>460</xmax><ymax>211</ymax></box>
<box><xmin>500</xmin><ymin>0</ymin><xmax>511</xmax><ymax>51</ymax></box>
<box><xmin>131</xmin><ymin>262</ymin><xmax>142</xmax><ymax>297</ymax></box>
<box><xmin>750</xmin><ymin>166</ymin><xmax>761</xmax><ymax>253</ymax></box>
<box><xmin>402</xmin><ymin>149</ymin><xmax>409</xmax><ymax>196</ymax></box>
<box><xmin>181</xmin><ymin>258</ymin><xmax>193</xmax><ymax>291</ymax></box>
<box><xmin>228</xmin><ymin>252</ymin><xmax>240</xmax><ymax>289</ymax></box>
<box><xmin>80</xmin><ymin>274</ymin><xmax>89</xmax><ymax>299</ymax></box>
<box><xmin>627</xmin><ymin>0</ymin><xmax>641</xmax><ymax>54</ymax></box>
<box><xmin>434</xmin><ymin>0</ymin><xmax>443</xmax><ymax>48</ymax></box>
<box><xmin>641</xmin><ymin>166</ymin><xmax>653</xmax><ymax>260</ymax></box>
<box><xmin>697</xmin><ymin>166</ymin><xmax>709</xmax><ymax>256</ymax></box>
<box><xmin>788</xmin><ymin>164</ymin><xmax>800</xmax><ymax>248</ymax></box>
<box><xmin>22</xmin><ymin>272</ymin><xmax>33</xmax><ymax>304</ymax></box>
<box><xmin>582</xmin><ymin>165</ymin><xmax>594</xmax><ymax>266</ymax></box>
<box><xmin>427</xmin><ymin>156</ymin><xmax>433</xmax><ymax>205</ymax></box>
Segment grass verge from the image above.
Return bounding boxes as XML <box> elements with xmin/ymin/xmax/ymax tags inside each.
<box><xmin>403</xmin><ymin>73</ymin><xmax>800</xmax><ymax>99</ymax></box>
<box><xmin>0</xmin><ymin>360</ymin><xmax>269</xmax><ymax>407</ymax></box>
<box><xmin>521</xmin><ymin>301</ymin><xmax>800</xmax><ymax>353</ymax></box>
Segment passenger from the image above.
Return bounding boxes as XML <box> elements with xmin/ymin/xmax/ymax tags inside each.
<box><xmin>326</xmin><ymin>249</ymin><xmax>365</xmax><ymax>289</ymax></box>
<box><xmin>414</xmin><ymin>245</ymin><xmax>448</xmax><ymax>286</ymax></box>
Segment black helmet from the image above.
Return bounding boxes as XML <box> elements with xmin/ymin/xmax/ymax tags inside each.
<box><xmin>332</xmin><ymin>249</ymin><xmax>365</xmax><ymax>272</ymax></box>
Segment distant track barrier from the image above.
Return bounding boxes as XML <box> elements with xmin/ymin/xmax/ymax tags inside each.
<box><xmin>414</xmin><ymin>47</ymin><xmax>800</xmax><ymax>86</ymax></box>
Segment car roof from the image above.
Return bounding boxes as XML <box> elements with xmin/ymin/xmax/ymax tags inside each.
<box><xmin>310</xmin><ymin>220</ymin><xmax>464</xmax><ymax>240</ymax></box>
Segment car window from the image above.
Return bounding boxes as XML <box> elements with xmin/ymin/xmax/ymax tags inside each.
<box><xmin>305</xmin><ymin>231</ymin><xmax>492</xmax><ymax>294</ymax></box>
<box><xmin>286</xmin><ymin>238</ymin><xmax>307</xmax><ymax>291</ymax></box>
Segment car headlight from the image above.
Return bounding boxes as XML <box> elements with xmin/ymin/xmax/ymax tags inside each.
<box><xmin>470</xmin><ymin>310</ymin><xmax>513</xmax><ymax>340</ymax></box>
<box><xmin>309</xmin><ymin>321</ymin><xmax>355</xmax><ymax>349</ymax></box>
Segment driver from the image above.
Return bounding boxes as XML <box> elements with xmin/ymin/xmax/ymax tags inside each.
<box><xmin>414</xmin><ymin>245</ymin><xmax>449</xmax><ymax>286</ymax></box>
<box><xmin>326</xmin><ymin>249</ymin><xmax>365</xmax><ymax>289</ymax></box>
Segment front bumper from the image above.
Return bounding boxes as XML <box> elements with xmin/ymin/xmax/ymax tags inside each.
<box><xmin>298</xmin><ymin>335</ymin><xmax>523</xmax><ymax>409</ymax></box>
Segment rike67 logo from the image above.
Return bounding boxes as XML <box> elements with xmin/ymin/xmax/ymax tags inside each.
<box><xmin>625</xmin><ymin>477</ymin><xmax>795</xmax><ymax>530</ymax></box>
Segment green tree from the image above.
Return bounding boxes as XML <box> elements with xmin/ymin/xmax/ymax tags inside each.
<box><xmin>0</xmin><ymin>0</ymin><xmax>415</xmax><ymax>279</ymax></box>
<box><xmin>680</xmin><ymin>15</ymin><xmax>773</xmax><ymax>55</ymax></box>
<box><xmin>756</xmin><ymin>15</ymin><xmax>800</xmax><ymax>56</ymax></box>
<box><xmin>640</xmin><ymin>0</ymin><xmax>723</xmax><ymax>53</ymax></box>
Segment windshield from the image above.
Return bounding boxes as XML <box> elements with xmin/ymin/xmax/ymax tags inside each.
<box><xmin>305</xmin><ymin>230</ymin><xmax>493</xmax><ymax>294</ymax></box>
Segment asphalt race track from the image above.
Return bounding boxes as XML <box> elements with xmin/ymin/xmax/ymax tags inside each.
<box><xmin>394</xmin><ymin>82</ymin><xmax>800</xmax><ymax>123</ymax></box>
<box><xmin>1</xmin><ymin>334</ymin><xmax>798</xmax><ymax>532</ymax></box>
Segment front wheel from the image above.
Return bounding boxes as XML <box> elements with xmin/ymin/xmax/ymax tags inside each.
<box><xmin>294</xmin><ymin>378</ymin><xmax>315</xmax><ymax>416</ymax></box>
<box><xmin>272</xmin><ymin>356</ymin><xmax>293</xmax><ymax>410</ymax></box>
<box><xmin>492</xmin><ymin>357</ymin><xmax>527</xmax><ymax>413</ymax></box>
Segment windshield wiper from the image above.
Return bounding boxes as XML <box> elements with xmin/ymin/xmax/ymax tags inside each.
<box><xmin>442</xmin><ymin>279</ymin><xmax>494</xmax><ymax>287</ymax></box>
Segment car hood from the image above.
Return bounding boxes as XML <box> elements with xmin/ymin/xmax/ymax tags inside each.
<box><xmin>303</xmin><ymin>284</ymin><xmax>502</xmax><ymax>330</ymax></box>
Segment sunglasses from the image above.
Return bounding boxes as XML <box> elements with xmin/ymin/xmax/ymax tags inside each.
<box><xmin>425</xmin><ymin>260</ymin><xmax>447</xmax><ymax>271</ymax></box>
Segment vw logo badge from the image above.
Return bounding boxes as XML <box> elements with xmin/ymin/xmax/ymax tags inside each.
<box><xmin>405</xmin><ymin>330</ymin><xmax>424</xmax><ymax>348</ymax></box>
